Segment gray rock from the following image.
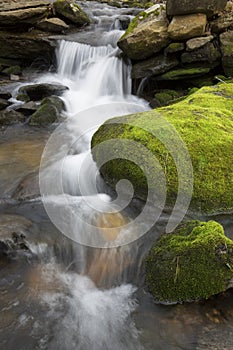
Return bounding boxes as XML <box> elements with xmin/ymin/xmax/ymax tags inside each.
<box><xmin>181</xmin><ymin>42</ymin><xmax>221</xmax><ymax>64</ymax></box>
<box><xmin>220</xmin><ymin>30</ymin><xmax>233</xmax><ymax>77</ymax></box>
<box><xmin>0</xmin><ymin>109</ymin><xmax>26</xmax><ymax>125</ymax></box>
<box><xmin>186</xmin><ymin>36</ymin><xmax>214</xmax><ymax>51</ymax></box>
<box><xmin>36</xmin><ymin>17</ymin><xmax>69</xmax><ymax>33</ymax></box>
<box><xmin>0</xmin><ymin>91</ymin><xmax>11</xmax><ymax>100</ymax></box>
<box><xmin>17</xmin><ymin>83</ymin><xmax>68</xmax><ymax>101</ymax></box>
<box><xmin>0</xmin><ymin>98</ymin><xmax>10</xmax><ymax>110</ymax></box>
<box><xmin>131</xmin><ymin>54</ymin><xmax>179</xmax><ymax>79</ymax></box>
<box><xmin>166</xmin><ymin>0</ymin><xmax>227</xmax><ymax>17</ymax></box>
<box><xmin>168</xmin><ymin>14</ymin><xmax>207</xmax><ymax>41</ymax></box>
<box><xmin>15</xmin><ymin>101</ymin><xmax>38</xmax><ymax>116</ymax></box>
<box><xmin>118</xmin><ymin>4</ymin><xmax>169</xmax><ymax>60</ymax></box>
<box><xmin>210</xmin><ymin>6</ymin><xmax>233</xmax><ymax>33</ymax></box>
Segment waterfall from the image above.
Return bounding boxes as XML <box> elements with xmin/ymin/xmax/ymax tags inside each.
<box><xmin>37</xmin><ymin>3</ymin><xmax>150</xmax><ymax>349</ymax></box>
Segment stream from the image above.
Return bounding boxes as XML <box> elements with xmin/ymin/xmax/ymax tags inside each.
<box><xmin>1</xmin><ymin>2</ymin><xmax>233</xmax><ymax>350</ymax></box>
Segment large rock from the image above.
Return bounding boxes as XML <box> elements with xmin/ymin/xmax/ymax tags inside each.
<box><xmin>0</xmin><ymin>6</ymin><xmax>48</xmax><ymax>29</ymax></box>
<box><xmin>17</xmin><ymin>83</ymin><xmax>68</xmax><ymax>101</ymax></box>
<box><xmin>145</xmin><ymin>220</ymin><xmax>233</xmax><ymax>303</ymax></box>
<box><xmin>36</xmin><ymin>17</ymin><xmax>69</xmax><ymax>33</ymax></box>
<box><xmin>168</xmin><ymin>14</ymin><xmax>207</xmax><ymax>41</ymax></box>
<box><xmin>181</xmin><ymin>42</ymin><xmax>221</xmax><ymax>64</ymax></box>
<box><xmin>220</xmin><ymin>30</ymin><xmax>233</xmax><ymax>77</ymax></box>
<box><xmin>0</xmin><ymin>1</ymin><xmax>50</xmax><ymax>12</ymax></box>
<box><xmin>53</xmin><ymin>0</ymin><xmax>90</xmax><ymax>26</ymax></box>
<box><xmin>117</xmin><ymin>4</ymin><xmax>169</xmax><ymax>60</ymax></box>
<box><xmin>166</xmin><ymin>0</ymin><xmax>228</xmax><ymax>17</ymax></box>
<box><xmin>210</xmin><ymin>6</ymin><xmax>233</xmax><ymax>33</ymax></box>
<box><xmin>0</xmin><ymin>31</ymin><xmax>56</xmax><ymax>66</ymax></box>
<box><xmin>131</xmin><ymin>54</ymin><xmax>179</xmax><ymax>79</ymax></box>
<box><xmin>91</xmin><ymin>83</ymin><xmax>233</xmax><ymax>214</ymax></box>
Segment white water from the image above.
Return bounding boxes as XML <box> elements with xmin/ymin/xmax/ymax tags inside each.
<box><xmin>37</xmin><ymin>3</ymin><xmax>150</xmax><ymax>349</ymax></box>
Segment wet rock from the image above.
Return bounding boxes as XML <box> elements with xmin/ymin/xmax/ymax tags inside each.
<box><xmin>186</xmin><ymin>36</ymin><xmax>214</xmax><ymax>51</ymax></box>
<box><xmin>15</xmin><ymin>101</ymin><xmax>38</xmax><ymax>116</ymax></box>
<box><xmin>145</xmin><ymin>220</ymin><xmax>233</xmax><ymax>303</ymax></box>
<box><xmin>29</xmin><ymin>95</ymin><xmax>65</xmax><ymax>126</ymax></box>
<box><xmin>13</xmin><ymin>172</ymin><xmax>40</xmax><ymax>201</ymax></box>
<box><xmin>53</xmin><ymin>0</ymin><xmax>90</xmax><ymax>26</ymax></box>
<box><xmin>36</xmin><ymin>17</ymin><xmax>69</xmax><ymax>33</ymax></box>
<box><xmin>181</xmin><ymin>42</ymin><xmax>221</xmax><ymax>64</ymax></box>
<box><xmin>164</xmin><ymin>42</ymin><xmax>185</xmax><ymax>54</ymax></box>
<box><xmin>0</xmin><ymin>109</ymin><xmax>26</xmax><ymax>125</ymax></box>
<box><xmin>0</xmin><ymin>0</ymin><xmax>50</xmax><ymax>12</ymax></box>
<box><xmin>0</xmin><ymin>91</ymin><xmax>12</xmax><ymax>100</ymax></box>
<box><xmin>0</xmin><ymin>30</ymin><xmax>56</xmax><ymax>67</ymax></box>
<box><xmin>196</xmin><ymin>324</ymin><xmax>233</xmax><ymax>349</ymax></box>
<box><xmin>166</xmin><ymin>0</ymin><xmax>228</xmax><ymax>17</ymax></box>
<box><xmin>220</xmin><ymin>30</ymin><xmax>233</xmax><ymax>77</ymax></box>
<box><xmin>17</xmin><ymin>83</ymin><xmax>68</xmax><ymax>101</ymax></box>
<box><xmin>168</xmin><ymin>14</ymin><xmax>207</xmax><ymax>41</ymax></box>
<box><xmin>116</xmin><ymin>15</ymin><xmax>130</xmax><ymax>30</ymax></box>
<box><xmin>0</xmin><ymin>97</ymin><xmax>10</xmax><ymax>110</ymax></box>
<box><xmin>118</xmin><ymin>4</ymin><xmax>169</xmax><ymax>60</ymax></box>
<box><xmin>131</xmin><ymin>54</ymin><xmax>179</xmax><ymax>79</ymax></box>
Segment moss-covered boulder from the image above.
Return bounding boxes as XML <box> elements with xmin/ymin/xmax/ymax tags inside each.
<box><xmin>17</xmin><ymin>83</ymin><xmax>68</xmax><ymax>101</ymax></box>
<box><xmin>117</xmin><ymin>4</ymin><xmax>169</xmax><ymax>60</ymax></box>
<box><xmin>29</xmin><ymin>95</ymin><xmax>64</xmax><ymax>126</ymax></box>
<box><xmin>91</xmin><ymin>83</ymin><xmax>233</xmax><ymax>214</ymax></box>
<box><xmin>53</xmin><ymin>0</ymin><xmax>90</xmax><ymax>26</ymax></box>
<box><xmin>145</xmin><ymin>220</ymin><xmax>233</xmax><ymax>303</ymax></box>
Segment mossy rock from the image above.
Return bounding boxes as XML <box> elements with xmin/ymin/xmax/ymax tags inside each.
<box><xmin>145</xmin><ymin>220</ymin><xmax>233</xmax><ymax>303</ymax></box>
<box><xmin>29</xmin><ymin>96</ymin><xmax>64</xmax><ymax>126</ymax></box>
<box><xmin>53</xmin><ymin>0</ymin><xmax>90</xmax><ymax>26</ymax></box>
<box><xmin>91</xmin><ymin>83</ymin><xmax>233</xmax><ymax>214</ymax></box>
<box><xmin>150</xmin><ymin>89</ymin><xmax>180</xmax><ymax>108</ymax></box>
<box><xmin>2</xmin><ymin>65</ymin><xmax>21</xmax><ymax>75</ymax></box>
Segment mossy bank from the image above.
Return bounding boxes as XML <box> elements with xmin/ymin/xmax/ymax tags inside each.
<box><xmin>91</xmin><ymin>82</ymin><xmax>233</xmax><ymax>214</ymax></box>
<box><xmin>145</xmin><ymin>220</ymin><xmax>233</xmax><ymax>303</ymax></box>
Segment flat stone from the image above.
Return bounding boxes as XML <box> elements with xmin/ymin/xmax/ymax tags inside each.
<box><xmin>0</xmin><ymin>7</ymin><xmax>48</xmax><ymax>28</ymax></box>
<box><xmin>131</xmin><ymin>54</ymin><xmax>179</xmax><ymax>79</ymax></box>
<box><xmin>181</xmin><ymin>42</ymin><xmax>221</xmax><ymax>64</ymax></box>
<box><xmin>36</xmin><ymin>17</ymin><xmax>69</xmax><ymax>33</ymax></box>
<box><xmin>220</xmin><ymin>30</ymin><xmax>233</xmax><ymax>77</ymax></box>
<box><xmin>158</xmin><ymin>67</ymin><xmax>211</xmax><ymax>80</ymax></box>
<box><xmin>186</xmin><ymin>36</ymin><xmax>214</xmax><ymax>51</ymax></box>
<box><xmin>15</xmin><ymin>101</ymin><xmax>38</xmax><ymax>116</ymax></box>
<box><xmin>164</xmin><ymin>42</ymin><xmax>185</xmax><ymax>54</ymax></box>
<box><xmin>168</xmin><ymin>14</ymin><xmax>207</xmax><ymax>41</ymax></box>
<box><xmin>118</xmin><ymin>4</ymin><xmax>169</xmax><ymax>60</ymax></box>
<box><xmin>0</xmin><ymin>1</ymin><xmax>49</xmax><ymax>12</ymax></box>
<box><xmin>166</xmin><ymin>0</ymin><xmax>227</xmax><ymax>17</ymax></box>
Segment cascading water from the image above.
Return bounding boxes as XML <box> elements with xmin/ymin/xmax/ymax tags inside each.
<box><xmin>34</xmin><ymin>2</ymin><xmax>151</xmax><ymax>349</ymax></box>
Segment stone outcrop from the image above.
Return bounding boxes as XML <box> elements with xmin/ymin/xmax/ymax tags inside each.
<box><xmin>117</xmin><ymin>1</ymin><xmax>231</xmax><ymax>98</ymax></box>
<box><xmin>36</xmin><ymin>17</ymin><xmax>69</xmax><ymax>33</ymax></box>
<box><xmin>166</xmin><ymin>0</ymin><xmax>228</xmax><ymax>17</ymax></box>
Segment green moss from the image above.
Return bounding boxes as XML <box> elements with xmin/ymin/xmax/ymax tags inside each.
<box><xmin>2</xmin><ymin>65</ymin><xmax>21</xmax><ymax>75</ymax></box>
<box><xmin>91</xmin><ymin>83</ymin><xmax>233</xmax><ymax>214</ymax></box>
<box><xmin>165</xmin><ymin>42</ymin><xmax>185</xmax><ymax>53</ymax></box>
<box><xmin>145</xmin><ymin>220</ymin><xmax>233</xmax><ymax>303</ymax></box>
<box><xmin>53</xmin><ymin>0</ymin><xmax>90</xmax><ymax>25</ymax></box>
<box><xmin>159</xmin><ymin>67</ymin><xmax>211</xmax><ymax>80</ymax></box>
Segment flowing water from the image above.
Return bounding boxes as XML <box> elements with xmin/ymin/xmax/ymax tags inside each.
<box><xmin>1</xmin><ymin>2</ymin><xmax>233</xmax><ymax>350</ymax></box>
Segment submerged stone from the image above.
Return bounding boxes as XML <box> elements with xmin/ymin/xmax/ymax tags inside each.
<box><xmin>145</xmin><ymin>220</ymin><xmax>233</xmax><ymax>303</ymax></box>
